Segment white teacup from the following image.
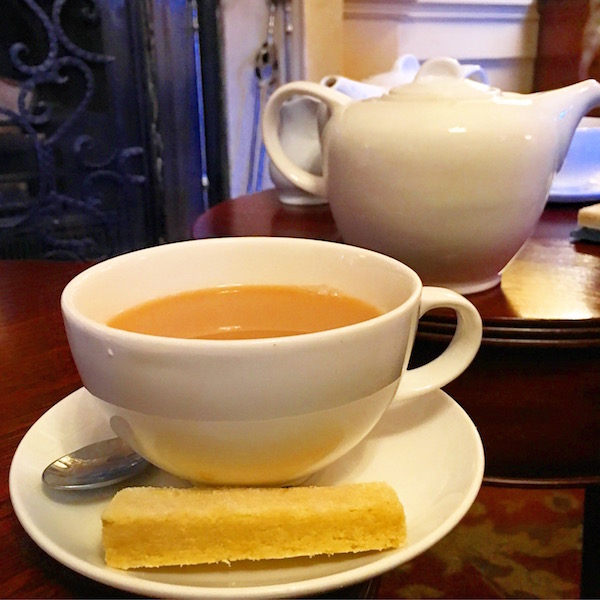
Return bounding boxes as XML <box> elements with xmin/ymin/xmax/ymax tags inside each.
<box><xmin>62</xmin><ymin>237</ymin><xmax>482</xmax><ymax>486</ymax></box>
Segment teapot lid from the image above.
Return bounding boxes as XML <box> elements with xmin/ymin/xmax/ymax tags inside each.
<box><xmin>385</xmin><ymin>57</ymin><xmax>500</xmax><ymax>101</ymax></box>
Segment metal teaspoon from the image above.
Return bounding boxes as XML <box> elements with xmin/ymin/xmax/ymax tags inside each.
<box><xmin>42</xmin><ymin>437</ymin><xmax>149</xmax><ymax>490</ymax></box>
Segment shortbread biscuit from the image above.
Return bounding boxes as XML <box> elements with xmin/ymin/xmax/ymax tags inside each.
<box><xmin>101</xmin><ymin>482</ymin><xmax>406</xmax><ymax>569</ymax></box>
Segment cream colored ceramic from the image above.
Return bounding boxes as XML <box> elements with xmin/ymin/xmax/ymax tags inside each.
<box><xmin>268</xmin><ymin>77</ymin><xmax>388</xmax><ymax>206</ymax></box>
<box><xmin>61</xmin><ymin>237</ymin><xmax>482</xmax><ymax>486</ymax></box>
<box><xmin>263</xmin><ymin>57</ymin><xmax>600</xmax><ymax>293</ymax></box>
<box><xmin>267</xmin><ymin>95</ymin><xmax>329</xmax><ymax>206</ymax></box>
<box><xmin>271</xmin><ymin>55</ymin><xmax>488</xmax><ymax>207</ymax></box>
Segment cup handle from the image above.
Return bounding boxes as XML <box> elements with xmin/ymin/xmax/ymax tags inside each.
<box><xmin>262</xmin><ymin>81</ymin><xmax>351</xmax><ymax>198</ymax></box>
<box><xmin>394</xmin><ymin>287</ymin><xmax>483</xmax><ymax>402</ymax></box>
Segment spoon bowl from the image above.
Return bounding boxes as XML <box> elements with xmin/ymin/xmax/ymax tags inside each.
<box><xmin>42</xmin><ymin>437</ymin><xmax>149</xmax><ymax>490</ymax></box>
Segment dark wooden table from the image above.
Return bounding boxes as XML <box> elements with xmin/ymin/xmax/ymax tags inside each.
<box><xmin>1</xmin><ymin>189</ymin><xmax>599</xmax><ymax>597</ymax></box>
<box><xmin>194</xmin><ymin>189</ymin><xmax>600</xmax><ymax>597</ymax></box>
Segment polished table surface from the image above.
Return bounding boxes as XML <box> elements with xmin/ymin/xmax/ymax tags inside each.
<box><xmin>2</xmin><ymin>189</ymin><xmax>599</xmax><ymax>597</ymax></box>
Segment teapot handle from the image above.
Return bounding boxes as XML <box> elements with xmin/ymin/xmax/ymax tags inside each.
<box><xmin>262</xmin><ymin>82</ymin><xmax>352</xmax><ymax>198</ymax></box>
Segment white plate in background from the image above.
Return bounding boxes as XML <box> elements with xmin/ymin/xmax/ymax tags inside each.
<box><xmin>549</xmin><ymin>117</ymin><xmax>600</xmax><ymax>202</ymax></box>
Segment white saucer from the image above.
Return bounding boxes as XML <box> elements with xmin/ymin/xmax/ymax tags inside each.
<box><xmin>9</xmin><ymin>387</ymin><xmax>484</xmax><ymax>599</ymax></box>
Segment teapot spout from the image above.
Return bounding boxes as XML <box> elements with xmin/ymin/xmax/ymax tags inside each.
<box><xmin>545</xmin><ymin>79</ymin><xmax>600</xmax><ymax>167</ymax></box>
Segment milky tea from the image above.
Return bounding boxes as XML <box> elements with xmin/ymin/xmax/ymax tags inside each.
<box><xmin>107</xmin><ymin>284</ymin><xmax>382</xmax><ymax>340</ymax></box>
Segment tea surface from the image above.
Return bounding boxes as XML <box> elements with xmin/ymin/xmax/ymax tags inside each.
<box><xmin>107</xmin><ymin>284</ymin><xmax>382</xmax><ymax>339</ymax></box>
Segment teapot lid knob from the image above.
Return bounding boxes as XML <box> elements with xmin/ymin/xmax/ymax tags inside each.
<box><xmin>386</xmin><ymin>56</ymin><xmax>499</xmax><ymax>101</ymax></box>
<box><xmin>415</xmin><ymin>57</ymin><xmax>464</xmax><ymax>81</ymax></box>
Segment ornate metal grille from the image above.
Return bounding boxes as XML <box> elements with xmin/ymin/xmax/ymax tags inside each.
<box><xmin>0</xmin><ymin>0</ymin><xmax>225</xmax><ymax>260</ymax></box>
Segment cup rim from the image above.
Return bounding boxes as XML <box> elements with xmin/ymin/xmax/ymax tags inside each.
<box><xmin>61</xmin><ymin>236</ymin><xmax>423</xmax><ymax>348</ymax></box>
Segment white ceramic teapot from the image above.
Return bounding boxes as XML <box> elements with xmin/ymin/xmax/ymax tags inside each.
<box><xmin>262</xmin><ymin>57</ymin><xmax>600</xmax><ymax>293</ymax></box>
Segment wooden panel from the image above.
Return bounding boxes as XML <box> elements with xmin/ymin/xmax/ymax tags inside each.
<box><xmin>534</xmin><ymin>0</ymin><xmax>590</xmax><ymax>90</ymax></box>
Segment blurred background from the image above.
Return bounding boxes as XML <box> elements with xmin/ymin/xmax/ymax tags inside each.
<box><xmin>0</xmin><ymin>0</ymin><xmax>594</xmax><ymax>260</ymax></box>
